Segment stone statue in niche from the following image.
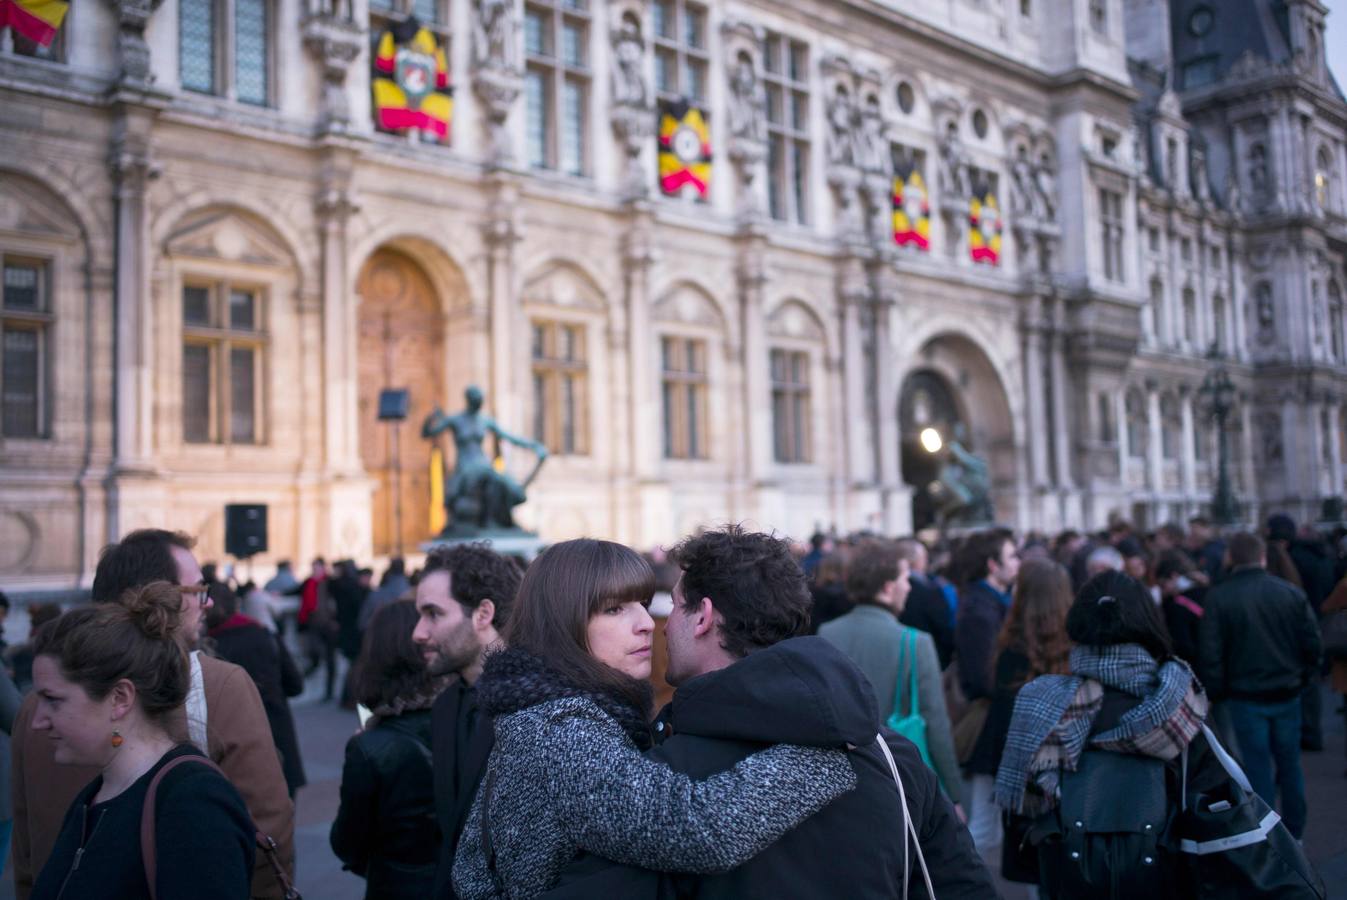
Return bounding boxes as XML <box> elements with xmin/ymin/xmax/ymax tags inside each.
<box><xmin>1223</xmin><ymin>169</ymin><xmax>1243</xmax><ymax>214</ymax></box>
<box><xmin>1255</xmin><ymin>282</ymin><xmax>1276</xmax><ymax>340</ymax></box>
<box><xmin>1190</xmin><ymin>143</ymin><xmax>1212</xmax><ymax>203</ymax></box>
<box><xmin>1008</xmin><ymin>147</ymin><xmax>1037</xmax><ymax>220</ymax></box>
<box><xmin>1033</xmin><ymin>152</ymin><xmax>1058</xmax><ymax>223</ymax></box>
<box><xmin>856</xmin><ymin>94</ymin><xmax>887</xmax><ymax>174</ymax></box>
<box><xmin>1248</xmin><ymin>144</ymin><xmax>1270</xmax><ymax>207</ymax></box>
<box><xmin>1259</xmin><ymin>412</ymin><xmax>1284</xmax><ymax>464</ymax></box>
<box><xmin>610</xmin><ymin>15</ymin><xmax>647</xmax><ymax>108</ymax></box>
<box><xmin>474</xmin><ymin>0</ymin><xmax>518</xmax><ymax>71</ymax></box>
<box><xmin>937</xmin><ymin>121</ymin><xmax>970</xmax><ymax>200</ymax></box>
<box><xmin>727</xmin><ymin>51</ymin><xmax>766</xmax><ymax>144</ymax></box>
<box><xmin>826</xmin><ymin>85</ymin><xmax>858</xmax><ymax>168</ymax></box>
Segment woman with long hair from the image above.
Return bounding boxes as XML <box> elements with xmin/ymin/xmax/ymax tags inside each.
<box><xmin>994</xmin><ymin>571</ymin><xmax>1219</xmax><ymax>898</ymax></box>
<box><xmin>331</xmin><ymin>600</ymin><xmax>444</xmax><ymax>899</ymax></box>
<box><xmin>452</xmin><ymin>539</ymin><xmax>855</xmax><ymax>899</ymax></box>
<box><xmin>964</xmin><ymin>558</ymin><xmax>1073</xmax><ymax>889</ymax></box>
<box><xmin>30</xmin><ymin>583</ymin><xmax>255</xmax><ymax>899</ymax></box>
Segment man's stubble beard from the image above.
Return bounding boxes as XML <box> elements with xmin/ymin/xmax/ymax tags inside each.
<box><xmin>426</xmin><ymin>619</ymin><xmax>484</xmax><ymax>677</ymax></box>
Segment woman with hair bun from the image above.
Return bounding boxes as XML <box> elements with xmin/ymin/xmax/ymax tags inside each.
<box><xmin>30</xmin><ymin>582</ymin><xmax>255</xmax><ymax>900</ymax></box>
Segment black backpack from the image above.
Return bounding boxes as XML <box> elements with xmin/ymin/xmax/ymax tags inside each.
<box><xmin>1030</xmin><ymin>692</ymin><xmax>1176</xmax><ymax>900</ymax></box>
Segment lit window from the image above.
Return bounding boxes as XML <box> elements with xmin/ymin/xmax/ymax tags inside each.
<box><xmin>181</xmin><ymin>282</ymin><xmax>266</xmax><ymax>445</ymax></box>
<box><xmin>1</xmin><ymin>256</ymin><xmax>52</xmax><ymax>438</ymax></box>
<box><xmin>525</xmin><ymin>0</ymin><xmax>590</xmax><ymax>175</ymax></box>
<box><xmin>763</xmin><ymin>32</ymin><xmax>810</xmax><ymax>225</ymax></box>
<box><xmin>770</xmin><ymin>349</ymin><xmax>811</xmax><ymax>463</ymax></box>
<box><xmin>661</xmin><ymin>335</ymin><xmax>708</xmax><ymax>459</ymax></box>
<box><xmin>530</xmin><ymin>321</ymin><xmax>589</xmax><ymax>455</ymax></box>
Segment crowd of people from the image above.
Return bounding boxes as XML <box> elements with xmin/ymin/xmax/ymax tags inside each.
<box><xmin>0</xmin><ymin>511</ymin><xmax>1339</xmax><ymax>898</ymax></box>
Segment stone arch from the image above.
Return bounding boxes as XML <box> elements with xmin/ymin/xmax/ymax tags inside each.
<box><xmin>522</xmin><ymin>257</ymin><xmax>609</xmax><ymax>312</ymax></box>
<box><xmin>0</xmin><ymin>166</ymin><xmax>101</xmax><ymax>261</ymax></box>
<box><xmin>893</xmin><ymin>327</ymin><xmax>1019</xmax><ymax>526</ymax></box>
<box><xmin>653</xmin><ymin>279</ymin><xmax>730</xmax><ymax>333</ymax></box>
<box><xmin>152</xmin><ymin>193</ymin><xmax>315</xmax><ymax>284</ymax></box>
<box><xmin>766</xmin><ymin>297</ymin><xmax>830</xmax><ymax>352</ymax></box>
<box><xmin>349</xmin><ymin>231</ymin><xmax>473</xmax><ymax>316</ymax></box>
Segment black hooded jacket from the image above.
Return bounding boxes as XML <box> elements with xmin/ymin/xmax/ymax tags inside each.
<box><xmin>545</xmin><ymin>636</ymin><xmax>993</xmax><ymax>900</ymax></box>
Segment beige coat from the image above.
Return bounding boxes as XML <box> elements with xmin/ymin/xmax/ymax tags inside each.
<box><xmin>11</xmin><ymin>653</ymin><xmax>295</xmax><ymax>900</ymax></box>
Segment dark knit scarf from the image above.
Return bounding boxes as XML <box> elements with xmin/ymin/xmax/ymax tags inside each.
<box><xmin>994</xmin><ymin>643</ymin><xmax>1208</xmax><ymax>815</ymax></box>
<box><xmin>476</xmin><ymin>646</ymin><xmax>654</xmax><ymax>750</ymax></box>
<box><xmin>369</xmin><ymin>674</ymin><xmax>455</xmax><ymax>725</ymax></box>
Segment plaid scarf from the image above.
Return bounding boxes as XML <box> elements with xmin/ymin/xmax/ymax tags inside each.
<box><xmin>993</xmin><ymin>643</ymin><xmax>1208</xmax><ymax>814</ymax></box>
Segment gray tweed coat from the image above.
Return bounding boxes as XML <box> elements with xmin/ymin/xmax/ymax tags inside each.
<box><xmin>452</xmin><ymin>648</ymin><xmax>856</xmax><ymax>900</ymax></box>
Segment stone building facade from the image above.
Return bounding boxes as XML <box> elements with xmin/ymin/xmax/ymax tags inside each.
<box><xmin>0</xmin><ymin>0</ymin><xmax>1343</xmax><ymax>590</ymax></box>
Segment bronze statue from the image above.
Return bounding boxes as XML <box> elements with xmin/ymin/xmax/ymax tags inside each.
<box><xmin>928</xmin><ymin>427</ymin><xmax>995</xmax><ymax>526</ymax></box>
<box><xmin>422</xmin><ymin>385</ymin><xmax>548</xmax><ymax>536</ymax></box>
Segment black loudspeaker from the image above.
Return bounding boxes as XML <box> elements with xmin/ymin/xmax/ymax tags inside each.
<box><xmin>225</xmin><ymin>504</ymin><xmax>268</xmax><ymax>558</ymax></box>
<box><xmin>378</xmin><ymin>388</ymin><xmax>409</xmax><ymax>421</ymax></box>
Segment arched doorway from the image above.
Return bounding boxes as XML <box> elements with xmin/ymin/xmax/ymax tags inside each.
<box><xmin>897</xmin><ymin>334</ymin><xmax>1015</xmax><ymax>530</ymax></box>
<box><xmin>356</xmin><ymin>249</ymin><xmax>446</xmax><ymax>556</ymax></box>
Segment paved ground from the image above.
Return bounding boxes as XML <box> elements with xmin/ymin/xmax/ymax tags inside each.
<box><xmin>2</xmin><ymin>676</ymin><xmax>1343</xmax><ymax>899</ymax></box>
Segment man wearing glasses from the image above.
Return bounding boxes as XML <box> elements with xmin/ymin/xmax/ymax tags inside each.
<box><xmin>9</xmin><ymin>529</ymin><xmax>295</xmax><ymax>900</ymax></box>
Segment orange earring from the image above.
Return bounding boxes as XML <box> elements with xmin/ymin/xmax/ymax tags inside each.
<box><xmin>110</xmin><ymin>730</ymin><xmax>123</xmax><ymax>748</ymax></box>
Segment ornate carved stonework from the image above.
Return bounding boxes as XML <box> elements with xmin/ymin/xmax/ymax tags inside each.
<box><xmin>301</xmin><ymin>10</ymin><xmax>363</xmax><ymax>134</ymax></box>
<box><xmin>472</xmin><ymin>0</ymin><xmax>522</xmax><ymax>166</ymax></box>
<box><xmin>609</xmin><ymin>9</ymin><xmax>653</xmax><ymax>200</ymax></box>
<box><xmin>107</xmin><ymin>0</ymin><xmax>158</xmax><ymax>87</ymax></box>
<box><xmin>722</xmin><ymin>19</ymin><xmax>767</xmax><ymax>221</ymax></box>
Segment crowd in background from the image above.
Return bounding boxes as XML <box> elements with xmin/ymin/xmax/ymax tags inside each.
<box><xmin>0</xmin><ymin>509</ymin><xmax>1338</xmax><ymax>899</ymax></box>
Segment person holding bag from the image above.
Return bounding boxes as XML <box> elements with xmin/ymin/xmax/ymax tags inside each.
<box><xmin>820</xmin><ymin>538</ymin><xmax>965</xmax><ymax>813</ymax></box>
<box><xmin>29</xmin><ymin>582</ymin><xmax>256</xmax><ymax>900</ymax></box>
<box><xmin>995</xmin><ymin>570</ymin><xmax>1324</xmax><ymax>899</ymax></box>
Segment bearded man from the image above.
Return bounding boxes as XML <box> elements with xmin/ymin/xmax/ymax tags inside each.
<box><xmin>412</xmin><ymin>544</ymin><xmax>522</xmax><ymax>900</ymax></box>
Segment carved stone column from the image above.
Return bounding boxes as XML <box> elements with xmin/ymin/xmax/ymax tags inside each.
<box><xmin>107</xmin><ymin>0</ymin><xmax>156</xmax><ymax>88</ymax></box>
<box><xmin>1022</xmin><ymin>296</ymin><xmax>1051</xmax><ymax>491</ymax></box>
<box><xmin>314</xmin><ymin>175</ymin><xmax>360</xmax><ymax>474</ymax></box>
<box><xmin>737</xmin><ymin>225</ymin><xmax>772</xmax><ymax>488</ymax></box>
<box><xmin>483</xmin><ymin>173</ymin><xmax>523</xmax><ymax>428</ymax></box>
<box><xmin>622</xmin><ymin>205</ymin><xmax>657</xmax><ymax>485</ymax></box>
<box><xmin>302</xmin><ymin>9</ymin><xmax>364</xmax><ymax>135</ymax></box>
<box><xmin>838</xmin><ymin>256</ymin><xmax>873</xmax><ymax>489</ymax></box>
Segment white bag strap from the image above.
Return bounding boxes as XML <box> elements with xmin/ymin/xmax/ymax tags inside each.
<box><xmin>1198</xmin><ymin>723</ymin><xmax>1253</xmax><ymax>794</ymax></box>
<box><xmin>876</xmin><ymin>733</ymin><xmax>936</xmax><ymax>900</ymax></box>
<box><xmin>1176</xmin><ymin>722</ymin><xmax>1278</xmax><ymax>856</ymax></box>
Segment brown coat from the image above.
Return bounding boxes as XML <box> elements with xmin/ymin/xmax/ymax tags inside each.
<box><xmin>1323</xmin><ymin>577</ymin><xmax>1347</xmax><ymax>694</ymax></box>
<box><xmin>10</xmin><ymin>653</ymin><xmax>295</xmax><ymax>900</ymax></box>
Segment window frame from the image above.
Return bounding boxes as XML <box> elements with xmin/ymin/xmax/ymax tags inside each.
<box><xmin>529</xmin><ymin>318</ymin><xmax>590</xmax><ymax>456</ymax></box>
<box><xmin>178</xmin><ymin>0</ymin><xmax>276</xmax><ymax>107</ymax></box>
<box><xmin>524</xmin><ymin>0</ymin><xmax>592</xmax><ymax>176</ymax></box>
<box><xmin>660</xmin><ymin>333</ymin><xmax>710</xmax><ymax>460</ymax></box>
<box><xmin>1</xmin><ymin>254</ymin><xmax>54</xmax><ymax>440</ymax></box>
<box><xmin>762</xmin><ymin>31</ymin><xmax>811</xmax><ymax>226</ymax></box>
<box><xmin>651</xmin><ymin>0</ymin><xmax>709</xmax><ymax>105</ymax></box>
<box><xmin>1098</xmin><ymin>187</ymin><xmax>1125</xmax><ymax>283</ymax></box>
<box><xmin>769</xmin><ymin>347</ymin><xmax>812</xmax><ymax>464</ymax></box>
<box><xmin>180</xmin><ymin>279</ymin><xmax>268</xmax><ymax>446</ymax></box>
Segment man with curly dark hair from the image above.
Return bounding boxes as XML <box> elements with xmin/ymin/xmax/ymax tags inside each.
<box><xmin>551</xmin><ymin>525</ymin><xmax>993</xmax><ymax>899</ymax></box>
<box><xmin>414</xmin><ymin>542</ymin><xmax>522</xmax><ymax>900</ymax></box>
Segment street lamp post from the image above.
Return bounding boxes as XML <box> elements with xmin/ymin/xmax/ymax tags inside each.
<box><xmin>1199</xmin><ymin>350</ymin><xmax>1240</xmax><ymax>525</ymax></box>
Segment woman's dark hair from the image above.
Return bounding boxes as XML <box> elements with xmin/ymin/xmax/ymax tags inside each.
<box><xmin>204</xmin><ymin>581</ymin><xmax>238</xmax><ymax>630</ymax></box>
<box><xmin>33</xmin><ymin>582</ymin><xmax>190</xmax><ymax>722</ymax></box>
<box><xmin>1067</xmin><ymin>570</ymin><xmax>1173</xmax><ymax>662</ymax></box>
<box><xmin>352</xmin><ymin>600</ymin><xmax>437</xmax><ymax>711</ymax></box>
<box><xmin>1000</xmin><ymin>558</ymin><xmax>1073</xmax><ymax>682</ymax></box>
<box><xmin>814</xmin><ymin>551</ymin><xmax>848</xmax><ymax>589</ymax></box>
<box><xmin>506</xmin><ymin>539</ymin><xmax>655</xmax><ymax>718</ymax></box>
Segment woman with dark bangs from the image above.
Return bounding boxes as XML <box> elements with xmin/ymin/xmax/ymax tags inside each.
<box><xmin>452</xmin><ymin>538</ymin><xmax>857</xmax><ymax>900</ymax></box>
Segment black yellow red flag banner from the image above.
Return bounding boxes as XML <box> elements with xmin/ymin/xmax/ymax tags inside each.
<box><xmin>968</xmin><ymin>176</ymin><xmax>1002</xmax><ymax>265</ymax></box>
<box><xmin>891</xmin><ymin>152</ymin><xmax>931</xmax><ymax>251</ymax></box>
<box><xmin>0</xmin><ymin>0</ymin><xmax>68</xmax><ymax>46</ymax></box>
<box><xmin>372</xmin><ymin>19</ymin><xmax>453</xmax><ymax>142</ymax></box>
<box><xmin>658</xmin><ymin>99</ymin><xmax>711</xmax><ymax>199</ymax></box>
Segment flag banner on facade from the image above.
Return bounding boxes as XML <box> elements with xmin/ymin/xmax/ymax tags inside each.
<box><xmin>429</xmin><ymin>446</ymin><xmax>446</xmax><ymax>535</ymax></box>
<box><xmin>372</xmin><ymin>19</ymin><xmax>453</xmax><ymax>142</ymax></box>
<box><xmin>0</xmin><ymin>0</ymin><xmax>68</xmax><ymax>46</ymax></box>
<box><xmin>968</xmin><ymin>176</ymin><xmax>1002</xmax><ymax>265</ymax></box>
<box><xmin>658</xmin><ymin>99</ymin><xmax>711</xmax><ymax>199</ymax></box>
<box><xmin>891</xmin><ymin>150</ymin><xmax>931</xmax><ymax>251</ymax></box>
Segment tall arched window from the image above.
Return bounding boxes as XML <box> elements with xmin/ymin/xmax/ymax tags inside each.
<box><xmin>1160</xmin><ymin>394</ymin><xmax>1181</xmax><ymax>460</ymax></box>
<box><xmin>1316</xmin><ymin>147</ymin><xmax>1333</xmax><ymax>212</ymax></box>
<box><xmin>1328</xmin><ymin>281</ymin><xmax>1344</xmax><ymax>363</ymax></box>
<box><xmin>1182</xmin><ymin>286</ymin><xmax>1197</xmax><ymax>348</ymax></box>
<box><xmin>1126</xmin><ymin>389</ymin><xmax>1148</xmax><ymax>459</ymax></box>
<box><xmin>1212</xmin><ymin>294</ymin><xmax>1227</xmax><ymax>354</ymax></box>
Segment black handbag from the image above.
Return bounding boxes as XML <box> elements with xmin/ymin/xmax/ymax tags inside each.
<box><xmin>1321</xmin><ymin>608</ymin><xmax>1347</xmax><ymax>659</ymax></box>
<box><xmin>1173</xmin><ymin>724</ymin><xmax>1325</xmax><ymax>899</ymax></box>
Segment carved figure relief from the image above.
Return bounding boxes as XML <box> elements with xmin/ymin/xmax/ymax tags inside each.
<box><xmin>1033</xmin><ymin>152</ymin><xmax>1058</xmax><ymax>223</ymax></box>
<box><xmin>610</xmin><ymin>15</ymin><xmax>647</xmax><ymax>108</ymax></box>
<box><xmin>856</xmin><ymin>93</ymin><xmax>887</xmax><ymax>174</ymax></box>
<box><xmin>1008</xmin><ymin>147</ymin><xmax>1036</xmax><ymax>219</ymax></box>
<box><xmin>937</xmin><ymin>122</ymin><xmax>970</xmax><ymax>200</ymax></box>
<box><xmin>474</xmin><ymin>0</ymin><xmax>518</xmax><ymax>71</ymax></box>
<box><xmin>1190</xmin><ymin>143</ymin><xmax>1211</xmax><ymax>203</ymax></box>
<box><xmin>727</xmin><ymin>51</ymin><xmax>766</xmax><ymax>144</ymax></box>
<box><xmin>826</xmin><ymin>85</ymin><xmax>858</xmax><ymax>168</ymax></box>
<box><xmin>1255</xmin><ymin>282</ymin><xmax>1276</xmax><ymax>340</ymax></box>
